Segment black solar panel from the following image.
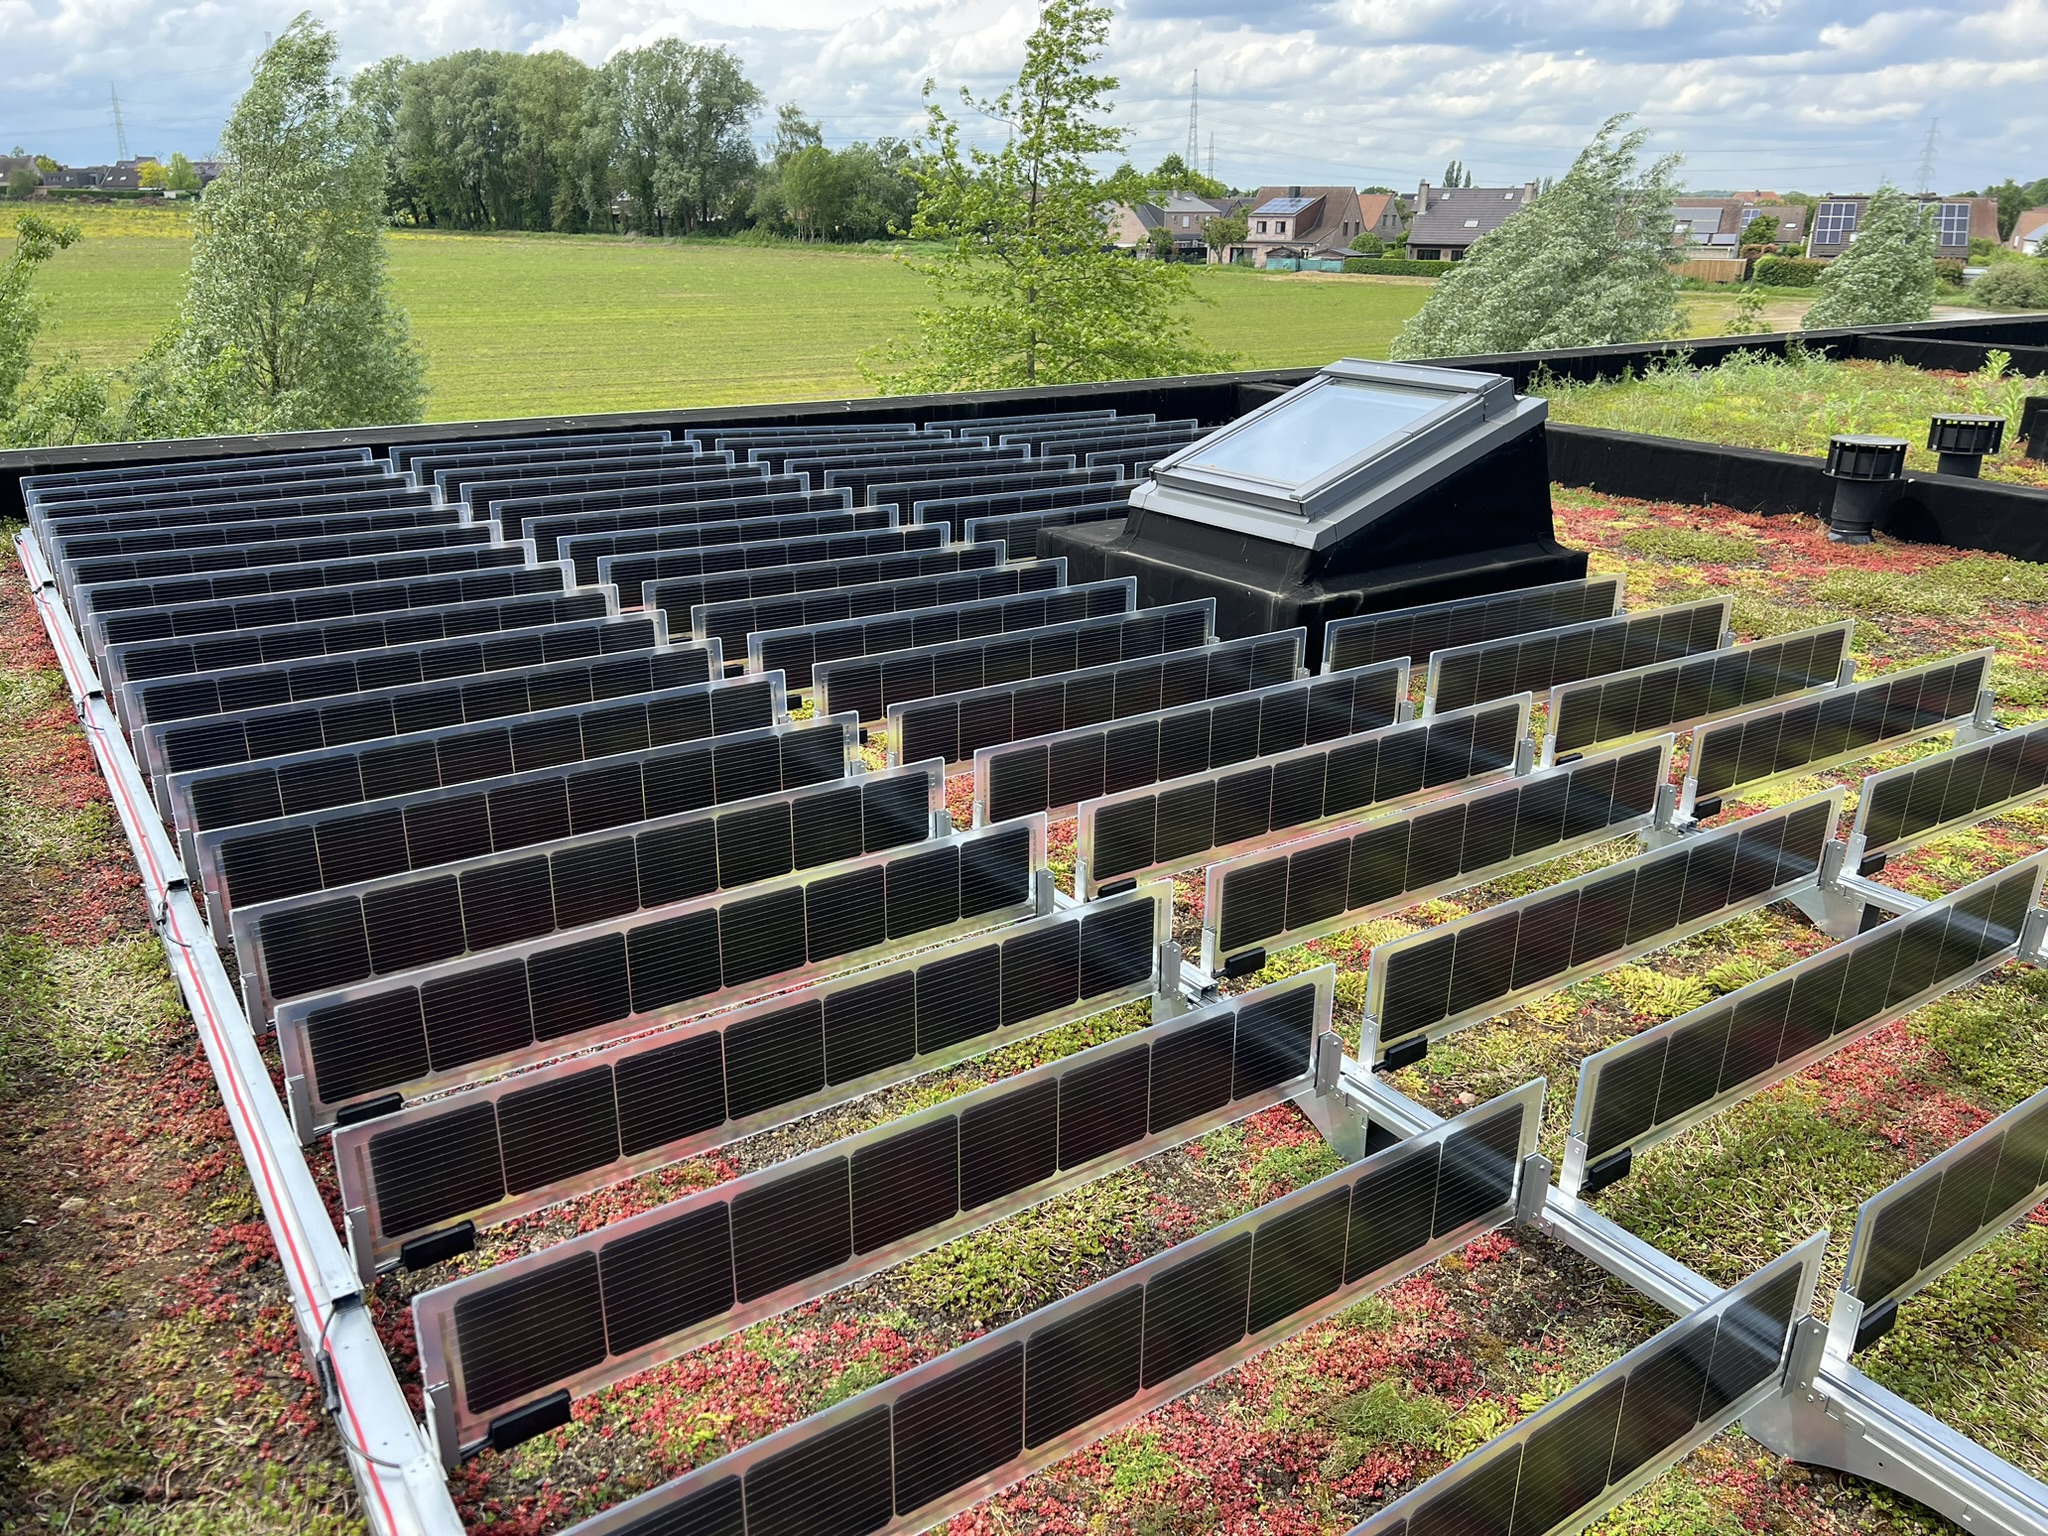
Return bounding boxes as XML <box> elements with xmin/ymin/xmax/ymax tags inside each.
<box><xmin>35</xmin><ymin>474</ymin><xmax>413</xmax><ymax>534</ymax></box>
<box><xmin>47</xmin><ymin>486</ymin><xmax>440</xmax><ymax>549</ymax></box>
<box><xmin>620</xmin><ymin>526</ymin><xmax>958</xmax><ymax>613</ymax></box>
<box><xmin>1852</xmin><ymin>718</ymin><xmax>2048</xmax><ymax>866</ymax></box>
<box><xmin>27</xmin><ymin>446</ymin><xmax>372</xmax><ymax>497</ymax></box>
<box><xmin>687</xmin><ymin>421</ymin><xmax>921</xmax><ymax>443</ymax></box>
<box><xmin>1548</xmin><ymin>622</ymin><xmax>1853</xmax><ymax>761</ymax></box>
<box><xmin>787</xmin><ymin>444</ymin><xmax>1033</xmax><ymax>485</ymax></box>
<box><xmin>390</xmin><ymin>431</ymin><xmax>669</xmax><ymax>473</ymax></box>
<box><xmin>63</xmin><ymin>521</ymin><xmax>501</xmax><ymax>599</ymax></box>
<box><xmin>914</xmin><ymin>479</ymin><xmax>1130</xmax><ymax>525</ymax></box>
<box><xmin>455</xmin><ymin>457</ymin><xmax>739</xmax><ymax>519</ymax></box>
<box><xmin>1322</xmin><ymin>576</ymin><xmax>1626</xmax><ymax>675</ymax></box>
<box><xmin>431</xmin><ymin>445</ymin><xmax>705</xmax><ymax>501</ymax></box>
<box><xmin>1079</xmin><ymin>696</ymin><xmax>1528</xmax><ymax>896</ymax></box>
<box><xmin>509</xmin><ymin>1090</ymin><xmax>1530</xmax><ymax>1507</ymax></box>
<box><xmin>1368</xmin><ymin>791</ymin><xmax>1839</xmax><ymax>1065</ymax></box>
<box><xmin>527</xmin><ymin>488</ymin><xmax>854</xmax><ymax>564</ymax></box>
<box><xmin>1573</xmin><ymin>855</ymin><xmax>2045</xmax><ymax>1184</ymax></box>
<box><xmin>274</xmin><ymin>817</ymin><xmax>1043</xmax><ymax>1124</ymax></box>
<box><xmin>1426</xmin><ymin>599</ymin><xmax>1727</xmax><ymax>716</ymax></box>
<box><xmin>962</xmin><ymin>500</ymin><xmax>1134</xmax><ymax>561</ymax></box>
<box><xmin>193</xmin><ymin>680</ymin><xmax>799</xmax><ymax>930</ymax></box>
<box><xmin>1083</xmin><ymin>445</ymin><xmax>1165</xmax><ymax>475</ymax></box>
<box><xmin>862</xmin><ymin>467</ymin><xmax>1121</xmax><ymax>511</ymax></box>
<box><xmin>1205</xmin><ymin>737</ymin><xmax>1670</xmax><ymax>971</ymax></box>
<box><xmin>740</xmin><ymin>433</ymin><xmax>954</xmax><ymax>472</ymax></box>
<box><xmin>743</xmin><ymin>574</ymin><xmax>1129</xmax><ymax>692</ymax></box>
<box><xmin>979</xmin><ymin>657</ymin><xmax>1404</xmax><ymax>827</ymax></box>
<box><xmin>404</xmin><ymin>438</ymin><xmax>682</xmax><ymax>487</ymax></box>
<box><xmin>237</xmin><ymin>754</ymin><xmax>926</xmax><ymax>1018</ymax></box>
<box><xmin>1688</xmin><ymin>651</ymin><xmax>1992</xmax><ymax>808</ymax></box>
<box><xmin>817</xmin><ymin>599</ymin><xmax>1214</xmax><ymax>735</ymax></box>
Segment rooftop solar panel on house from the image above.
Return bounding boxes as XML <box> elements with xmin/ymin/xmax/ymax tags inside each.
<box><xmin>963</xmin><ymin>500</ymin><xmax>1135</xmax><ymax>561</ymax></box>
<box><xmin>859</xmin><ymin>465</ymin><xmax>1121</xmax><ymax>512</ymax></box>
<box><xmin>1424</xmin><ymin>598</ymin><xmax>1729</xmax><ymax>716</ymax></box>
<box><xmin>1346</xmin><ymin>1240</ymin><xmax>1822</xmax><ymax>1536</ymax></box>
<box><xmin>1545</xmin><ymin>621</ymin><xmax>1855</xmax><ymax>764</ymax></box>
<box><xmin>629</xmin><ymin>529</ymin><xmax>972</xmax><ymax>620</ymax></box>
<box><xmin>820</xmin><ymin>598</ymin><xmax>1214</xmax><ymax>730</ymax></box>
<box><xmin>895</xmin><ymin>626</ymin><xmax>1303</xmax><ymax>774</ymax></box>
<box><xmin>1364</xmin><ymin>789</ymin><xmax>1840</xmax><ymax>1067</ymax></box>
<box><xmin>976</xmin><ymin>657</ymin><xmax>1404</xmax><ymax>827</ymax></box>
<box><xmin>529</xmin><ymin>487</ymin><xmax>852</xmax><ymax>564</ymax></box>
<box><xmin>741</xmin><ymin>573</ymin><xmax>1128</xmax><ymax>693</ymax></box>
<box><xmin>536</xmin><ymin>1083</ymin><xmax>1540</xmax><ymax>1514</ymax></box>
<box><xmin>272</xmin><ymin>815</ymin><xmax>1046</xmax><ymax>1131</ymax></box>
<box><xmin>1011</xmin><ymin>418</ymin><xmax>1197</xmax><ymax>448</ymax></box>
<box><xmin>62</xmin><ymin>522</ymin><xmax>503</xmax><ymax>601</ymax></box>
<box><xmin>930</xmin><ymin>408</ymin><xmax>1126</xmax><ymax>440</ymax></box>
<box><xmin>1567</xmin><ymin>852</ymin><xmax>2047</xmax><ymax>1200</ymax></box>
<box><xmin>1683</xmin><ymin>650</ymin><xmax>1993</xmax><ymax>816</ymax></box>
<box><xmin>1202</xmin><ymin>736</ymin><xmax>1672</xmax><ymax>974</ymax></box>
<box><xmin>1082</xmin><ymin>446</ymin><xmax>1165</xmax><ymax>476</ymax></box>
<box><xmin>1848</xmin><ymin>718</ymin><xmax>2048</xmax><ymax>869</ymax></box>
<box><xmin>1322</xmin><ymin>575</ymin><xmax>1626</xmax><ymax>675</ymax></box>
<box><xmin>138</xmin><ymin>634</ymin><xmax>716</xmax><ymax>818</ymax></box>
<box><xmin>1035</xmin><ymin>426</ymin><xmax>1201</xmax><ymax>463</ymax></box>
<box><xmin>25</xmin><ymin>446</ymin><xmax>372</xmax><ymax>498</ymax></box>
<box><xmin>235</xmin><ymin>750</ymin><xmax>928</xmax><ymax>1022</ymax></box>
<box><xmin>389</xmin><ymin>431</ymin><xmax>669</xmax><ymax>474</ymax></box>
<box><xmin>181</xmin><ymin>675</ymin><xmax>803</xmax><ymax>931</ymax></box>
<box><xmin>1077</xmin><ymin>695</ymin><xmax>1529</xmax><ymax>897</ymax></box>
<box><xmin>404</xmin><ymin>966</ymin><xmax>1333</xmax><ymax>1448</ymax></box>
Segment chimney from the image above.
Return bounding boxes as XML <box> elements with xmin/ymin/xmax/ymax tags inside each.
<box><xmin>1289</xmin><ymin>186</ymin><xmax>1301</xmax><ymax>198</ymax></box>
<box><xmin>1417</xmin><ymin>180</ymin><xmax>1431</xmax><ymax>213</ymax></box>
<box><xmin>1525</xmin><ymin>180</ymin><xmax>1540</xmax><ymax>202</ymax></box>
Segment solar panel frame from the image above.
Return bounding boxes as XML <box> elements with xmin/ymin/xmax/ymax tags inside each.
<box><xmin>1846</xmin><ymin>718</ymin><xmax>2048</xmax><ymax>867</ymax></box>
<box><xmin>325</xmin><ymin>878</ymin><xmax>1167</xmax><ymax>1233</ymax></box>
<box><xmin>858</xmin><ymin>466</ymin><xmax>1121</xmax><ymax>511</ymax></box>
<box><xmin>1364</xmin><ymin>789</ymin><xmax>1844</xmax><ymax>1066</ymax></box>
<box><xmin>1679</xmin><ymin>650</ymin><xmax>1994</xmax><ymax>817</ymax></box>
<box><xmin>272</xmin><ymin>814</ymin><xmax>1049</xmax><ymax>1129</ymax></box>
<box><xmin>1565</xmin><ymin>851</ymin><xmax>2048</xmax><ymax>1197</ymax></box>
<box><xmin>1542</xmin><ymin>620</ymin><xmax>1857</xmax><ymax>766</ymax></box>
<box><xmin>737</xmin><ymin>431</ymin><xmax>959</xmax><ymax>471</ymax></box>
<box><xmin>1321</xmin><ymin>575</ymin><xmax>1628</xmax><ymax>675</ymax></box>
<box><xmin>974</xmin><ymin>657</ymin><xmax>1407</xmax><ymax>828</ymax></box>
<box><xmin>1200</xmin><ymin>736</ymin><xmax>1675</xmax><ymax>974</ymax></box>
<box><xmin>1344</xmin><ymin>1236</ymin><xmax>1825</xmax><ymax>1536</ymax></box>
<box><xmin>1075</xmin><ymin>694</ymin><xmax>1532</xmax><ymax>899</ymax></box>
<box><xmin>539</xmin><ymin>1081</ymin><xmax>1541</xmax><ymax>1523</ymax></box>
<box><xmin>389</xmin><ymin>431</ymin><xmax>670</xmax><ymax>474</ymax></box>
<box><xmin>402</xmin><ymin>440</ymin><xmax>690</xmax><ymax>490</ymax></box>
<box><xmin>397</xmin><ymin>961</ymin><xmax>1324</xmax><ymax>1405</ymax></box>
<box><xmin>1423</xmin><ymin>598</ymin><xmax>1731</xmax><ymax>717</ymax></box>
<box><xmin>618</xmin><ymin>525</ymin><xmax>959</xmax><ymax>612</ymax></box>
<box><xmin>483</xmin><ymin>471</ymin><xmax>810</xmax><ymax>548</ymax></box>
<box><xmin>785</xmin><ymin>443</ymin><xmax>1033</xmax><ymax>482</ymax></box>
<box><xmin>961</xmin><ymin>500</ymin><xmax>1134</xmax><ymax>561</ymax></box>
<box><xmin>682</xmin><ymin>421</ymin><xmax>923</xmax><ymax>444</ymax></box>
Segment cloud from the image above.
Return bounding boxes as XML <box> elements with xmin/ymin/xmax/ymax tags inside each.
<box><xmin>1</xmin><ymin>0</ymin><xmax>2040</xmax><ymax>193</ymax></box>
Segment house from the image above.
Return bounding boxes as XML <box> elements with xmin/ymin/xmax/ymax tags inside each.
<box><xmin>1404</xmin><ymin>181</ymin><xmax>1539</xmax><ymax>261</ymax></box>
<box><xmin>1105</xmin><ymin>201</ymin><xmax>1165</xmax><ymax>251</ymax></box>
<box><xmin>2009</xmin><ymin>206</ymin><xmax>2048</xmax><ymax>256</ymax></box>
<box><xmin>1805</xmin><ymin>193</ymin><xmax>1999</xmax><ymax>260</ymax></box>
<box><xmin>1668</xmin><ymin>198</ymin><xmax>1805</xmax><ymax>251</ymax></box>
<box><xmin>1355</xmin><ymin>191</ymin><xmax>1406</xmax><ymax>245</ymax></box>
<box><xmin>1233</xmin><ymin>186</ymin><xmax>1368</xmax><ymax>268</ymax></box>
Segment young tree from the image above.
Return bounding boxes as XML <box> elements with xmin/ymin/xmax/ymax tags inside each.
<box><xmin>137</xmin><ymin>159</ymin><xmax>169</xmax><ymax>191</ymax></box>
<box><xmin>1742</xmin><ymin>211</ymin><xmax>1779</xmax><ymax>247</ymax></box>
<box><xmin>1392</xmin><ymin>114</ymin><xmax>1681</xmax><ymax>359</ymax></box>
<box><xmin>165</xmin><ymin>151</ymin><xmax>202</xmax><ymax>193</ymax></box>
<box><xmin>1</xmin><ymin>213</ymin><xmax>80</xmax><ymax>415</ymax></box>
<box><xmin>1349</xmin><ymin>230</ymin><xmax>1385</xmax><ymax>256</ymax></box>
<box><xmin>6</xmin><ymin>165</ymin><xmax>37</xmax><ymax>200</ymax></box>
<box><xmin>152</xmin><ymin>15</ymin><xmax>425</xmax><ymax>431</ymax></box>
<box><xmin>0</xmin><ymin>213</ymin><xmax>115</xmax><ymax>447</ymax></box>
<box><xmin>1802</xmin><ymin>184</ymin><xmax>1936</xmax><ymax>329</ymax></box>
<box><xmin>870</xmin><ymin>0</ymin><xmax>1231</xmax><ymax>391</ymax></box>
<box><xmin>1203</xmin><ymin>209</ymin><xmax>1247</xmax><ymax>260</ymax></box>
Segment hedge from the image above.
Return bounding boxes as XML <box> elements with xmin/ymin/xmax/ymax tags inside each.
<box><xmin>1751</xmin><ymin>255</ymin><xmax>1827</xmax><ymax>288</ymax></box>
<box><xmin>1341</xmin><ymin>257</ymin><xmax>1448</xmax><ymax>277</ymax></box>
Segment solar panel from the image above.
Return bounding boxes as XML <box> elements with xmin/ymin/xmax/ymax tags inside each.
<box><xmin>389</xmin><ymin>431</ymin><xmax>669</xmax><ymax>473</ymax></box>
<box><xmin>860</xmin><ymin>467</ymin><xmax>1121</xmax><ymax>511</ymax></box>
<box><xmin>455</xmin><ymin>457</ymin><xmax>741</xmax><ymax>520</ymax></box>
<box><xmin>685</xmin><ymin>422</ymin><xmax>921</xmax><ymax>444</ymax></box>
<box><xmin>618</xmin><ymin>525</ymin><xmax>958</xmax><ymax>612</ymax></box>
<box><xmin>1077</xmin><ymin>695</ymin><xmax>1530</xmax><ymax>898</ymax></box>
<box><xmin>137</xmin><ymin>634</ymin><xmax>717</xmax><ymax>818</ymax></box>
<box><xmin>404</xmin><ymin>965</ymin><xmax>1331</xmax><ymax>1447</ymax></box>
<box><xmin>1346</xmin><ymin>1240</ymin><xmax>1821</xmax><ymax>1536</ymax></box>
<box><xmin>62</xmin><ymin>521</ymin><xmax>503</xmax><ymax>601</ymax></box>
<box><xmin>533</xmin><ymin>1084</ymin><xmax>1539</xmax><ymax>1523</ymax></box>
<box><xmin>529</xmin><ymin>488</ymin><xmax>857</xmax><ymax>565</ymax></box>
<box><xmin>1008</xmin><ymin>418</ymin><xmax>1199</xmax><ymax>450</ymax></box>
<box><xmin>45</xmin><ymin>485</ymin><xmax>439</xmax><ymax>546</ymax></box>
<box><xmin>26</xmin><ymin>446</ymin><xmax>372</xmax><ymax>497</ymax></box>
<box><xmin>1365</xmin><ymin>789</ymin><xmax>1841</xmax><ymax>1067</ymax></box>
<box><xmin>403</xmin><ymin>440</ymin><xmax>688</xmax><ymax>488</ymax></box>
<box><xmin>1836</xmin><ymin>1077</ymin><xmax>2048</xmax><ymax>1356</ymax></box>
<box><xmin>821</xmin><ymin>599</ymin><xmax>1216</xmax><ymax>729</ymax></box>
<box><xmin>897</xmin><ymin>628</ymin><xmax>1304</xmax><ymax>775</ymax></box>
<box><xmin>1203</xmin><ymin>736</ymin><xmax>1672</xmax><ymax>974</ymax></box>
<box><xmin>742</xmin><ymin>574</ymin><xmax>1130</xmax><ymax>693</ymax></box>
<box><xmin>487</xmin><ymin>474</ymin><xmax>811</xmax><ymax>550</ymax></box>
<box><xmin>1567</xmin><ymin>852</ymin><xmax>2048</xmax><ymax>1198</ymax></box>
<box><xmin>33</xmin><ymin>473</ymin><xmax>412</xmax><ymax>532</ymax></box>
<box><xmin>1683</xmin><ymin>650</ymin><xmax>1993</xmax><ymax>816</ymax></box>
<box><xmin>234</xmin><ymin>747</ymin><xmax>926</xmax><ymax>1023</ymax></box>
<box><xmin>190</xmin><ymin>679</ymin><xmax>799</xmax><ymax>933</ymax></box>
<box><xmin>977</xmin><ymin>658</ymin><xmax>1404</xmax><ymax>827</ymax></box>
<box><xmin>963</xmin><ymin>501</ymin><xmax>1134</xmax><ymax>560</ymax></box>
<box><xmin>1848</xmin><ymin>718</ymin><xmax>2048</xmax><ymax>869</ymax></box>
<box><xmin>1424</xmin><ymin>599</ymin><xmax>1729</xmax><ymax>716</ymax></box>
<box><xmin>784</xmin><ymin>444</ymin><xmax>1032</xmax><ymax>481</ymax></box>
<box><xmin>738</xmin><ymin>433</ymin><xmax>956</xmax><ymax>471</ymax></box>
<box><xmin>914</xmin><ymin>480</ymin><xmax>1131</xmax><ymax>526</ymax></box>
<box><xmin>1545</xmin><ymin>621</ymin><xmax>1855</xmax><ymax>764</ymax></box>
<box><xmin>931</xmin><ymin>409</ymin><xmax>1128</xmax><ymax>443</ymax></box>
<box><xmin>272</xmin><ymin>815</ymin><xmax>1047</xmax><ymax>1128</ymax></box>
<box><xmin>1322</xmin><ymin>576</ymin><xmax>1626</xmax><ymax>675</ymax></box>
<box><xmin>1082</xmin><ymin>446</ymin><xmax>1165</xmax><ymax>476</ymax></box>
<box><xmin>431</xmin><ymin>445</ymin><xmax>707</xmax><ymax>501</ymax></box>
<box><xmin>1035</xmin><ymin>427</ymin><xmax>1201</xmax><ymax>464</ymax></box>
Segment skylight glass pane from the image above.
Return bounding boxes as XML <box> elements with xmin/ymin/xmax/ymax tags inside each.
<box><xmin>1180</xmin><ymin>380</ymin><xmax>1447</xmax><ymax>491</ymax></box>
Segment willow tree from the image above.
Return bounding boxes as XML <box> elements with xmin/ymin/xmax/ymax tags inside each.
<box><xmin>870</xmin><ymin>0</ymin><xmax>1229</xmax><ymax>392</ymax></box>
<box><xmin>1802</xmin><ymin>184</ymin><xmax>1936</xmax><ymax>329</ymax></box>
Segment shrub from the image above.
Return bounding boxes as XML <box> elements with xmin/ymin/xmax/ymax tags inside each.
<box><xmin>1752</xmin><ymin>255</ymin><xmax>1826</xmax><ymax>287</ymax></box>
<box><xmin>1972</xmin><ymin>262</ymin><xmax>2048</xmax><ymax>310</ymax></box>
<box><xmin>1348</xmin><ymin>230</ymin><xmax>1385</xmax><ymax>257</ymax></box>
<box><xmin>1340</xmin><ymin>256</ymin><xmax>1445</xmax><ymax>277</ymax></box>
<box><xmin>1936</xmin><ymin>257</ymin><xmax>1967</xmax><ymax>287</ymax></box>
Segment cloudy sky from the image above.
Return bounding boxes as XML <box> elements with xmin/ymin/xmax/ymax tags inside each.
<box><xmin>6</xmin><ymin>0</ymin><xmax>2045</xmax><ymax>194</ymax></box>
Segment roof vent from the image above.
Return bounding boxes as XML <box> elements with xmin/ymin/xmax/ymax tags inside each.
<box><xmin>1824</xmin><ymin>435</ymin><xmax>1908</xmax><ymax>543</ymax></box>
<box><xmin>1927</xmin><ymin>414</ymin><xmax>2004</xmax><ymax>477</ymax></box>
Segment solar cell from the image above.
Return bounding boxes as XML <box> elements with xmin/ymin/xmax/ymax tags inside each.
<box><xmin>528</xmin><ymin>1085</ymin><xmax>1536</xmax><ymax>1515</ymax></box>
<box><xmin>47</xmin><ymin>486</ymin><xmax>440</xmax><ymax>553</ymax></box>
<box><xmin>1322</xmin><ymin>576</ymin><xmax>1626</xmax><ymax>676</ymax></box>
<box><xmin>1202</xmin><ymin>737</ymin><xmax>1672</xmax><ymax>973</ymax></box>
<box><xmin>1424</xmin><ymin>598</ymin><xmax>1727</xmax><ymax>716</ymax></box>
<box><xmin>1366</xmin><ymin>790</ymin><xmax>1841</xmax><ymax>1066</ymax></box>
<box><xmin>1545</xmin><ymin>621</ymin><xmax>1855</xmax><ymax>764</ymax></box>
<box><xmin>1077</xmin><ymin>695</ymin><xmax>1529</xmax><ymax>897</ymax></box>
<box><xmin>620</xmin><ymin>526</ymin><xmax>959</xmax><ymax>613</ymax></box>
<box><xmin>820</xmin><ymin>598</ymin><xmax>1215</xmax><ymax>729</ymax></box>
<box><xmin>398</xmin><ymin>968</ymin><xmax>1329</xmax><ymax>1421</ymax></box>
<box><xmin>1849</xmin><ymin>718</ymin><xmax>2048</xmax><ymax>867</ymax></box>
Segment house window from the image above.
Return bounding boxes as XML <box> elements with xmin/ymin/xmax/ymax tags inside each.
<box><xmin>1938</xmin><ymin>203</ymin><xmax>1971</xmax><ymax>245</ymax></box>
<box><xmin>1814</xmin><ymin>201</ymin><xmax>1859</xmax><ymax>245</ymax></box>
<box><xmin>1256</xmin><ymin>220</ymin><xmax>1267</xmax><ymax>234</ymax></box>
<box><xmin>1181</xmin><ymin>215</ymin><xmax>1190</xmax><ymax>227</ymax></box>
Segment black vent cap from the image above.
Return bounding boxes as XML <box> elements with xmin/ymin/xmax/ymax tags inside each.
<box><xmin>1825</xmin><ymin>436</ymin><xmax>1908</xmax><ymax>481</ymax></box>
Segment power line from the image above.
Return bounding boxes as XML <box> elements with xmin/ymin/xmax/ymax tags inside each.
<box><xmin>1915</xmin><ymin>118</ymin><xmax>1939</xmax><ymax>195</ymax></box>
<box><xmin>110</xmin><ymin>86</ymin><xmax>129</xmax><ymax>161</ymax></box>
<box><xmin>1184</xmin><ymin>70</ymin><xmax>1198</xmax><ymax>171</ymax></box>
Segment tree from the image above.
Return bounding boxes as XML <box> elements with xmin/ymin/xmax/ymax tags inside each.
<box><xmin>151</xmin><ymin>14</ymin><xmax>425</xmax><ymax>431</ymax></box>
<box><xmin>1742</xmin><ymin>211</ymin><xmax>1779</xmax><ymax>247</ymax></box>
<box><xmin>1801</xmin><ymin>184</ymin><xmax>1936</xmax><ymax>329</ymax></box>
<box><xmin>584</xmin><ymin>40</ymin><xmax>762</xmax><ymax>234</ymax></box>
<box><xmin>1</xmin><ymin>213</ymin><xmax>80</xmax><ymax>416</ymax></box>
<box><xmin>166</xmin><ymin>151</ymin><xmax>202</xmax><ymax>193</ymax></box>
<box><xmin>869</xmin><ymin>0</ymin><xmax>1231</xmax><ymax>391</ymax></box>
<box><xmin>1392</xmin><ymin>115</ymin><xmax>1681</xmax><ymax>358</ymax></box>
<box><xmin>1349</xmin><ymin>229</ymin><xmax>1385</xmax><ymax>256</ymax></box>
<box><xmin>1440</xmin><ymin>159</ymin><xmax>1472</xmax><ymax>188</ymax></box>
<box><xmin>1145</xmin><ymin>224</ymin><xmax>1179</xmax><ymax>260</ymax></box>
<box><xmin>781</xmin><ymin>145</ymin><xmax>845</xmax><ymax>240</ymax></box>
<box><xmin>137</xmin><ymin>159</ymin><xmax>168</xmax><ymax>191</ymax></box>
<box><xmin>1203</xmin><ymin>209</ymin><xmax>1247</xmax><ymax>260</ymax></box>
<box><xmin>6</xmin><ymin>165</ymin><xmax>37</xmax><ymax>200</ymax></box>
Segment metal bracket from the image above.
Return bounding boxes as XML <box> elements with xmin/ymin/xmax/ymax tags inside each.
<box><xmin>931</xmin><ymin>809</ymin><xmax>954</xmax><ymax>839</ymax></box>
<box><xmin>1513</xmin><ymin>734</ymin><xmax>1537</xmax><ymax>776</ymax></box>
<box><xmin>1837</xmin><ymin>654</ymin><xmax>1859</xmax><ymax>687</ymax></box>
<box><xmin>1313</xmin><ymin>1030</ymin><xmax>1345</xmax><ymax>1095</ymax></box>
<box><xmin>1515</xmin><ymin>1153</ymin><xmax>1553</xmax><ymax>1224</ymax></box>
<box><xmin>285</xmin><ymin>1074</ymin><xmax>315</xmax><ymax>1144</ymax></box>
<box><xmin>1639</xmin><ymin>782</ymin><xmax>1693</xmax><ymax>850</ymax></box>
<box><xmin>1032</xmin><ymin>868</ymin><xmax>1057</xmax><ymax>917</ymax></box>
<box><xmin>1788</xmin><ymin>841</ymin><xmax>1867</xmax><ymax>937</ymax></box>
<box><xmin>2022</xmin><ymin>907</ymin><xmax>2048</xmax><ymax>964</ymax></box>
<box><xmin>344</xmin><ymin>1206</ymin><xmax>376</xmax><ymax>1290</ymax></box>
<box><xmin>1782</xmin><ymin>1313</ymin><xmax>1829</xmax><ymax>1393</ymax></box>
<box><xmin>1150</xmin><ymin>942</ymin><xmax>1192</xmax><ymax>1020</ymax></box>
<box><xmin>1953</xmin><ymin>687</ymin><xmax>1999</xmax><ymax>746</ymax></box>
